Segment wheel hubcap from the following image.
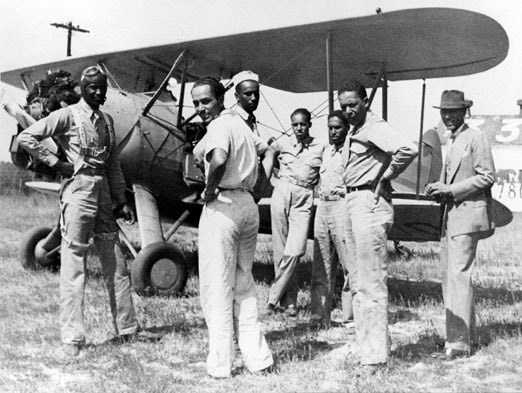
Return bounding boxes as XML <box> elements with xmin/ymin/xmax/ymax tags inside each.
<box><xmin>150</xmin><ymin>258</ymin><xmax>178</xmax><ymax>290</ymax></box>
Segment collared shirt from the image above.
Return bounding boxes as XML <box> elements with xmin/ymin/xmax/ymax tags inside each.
<box><xmin>18</xmin><ymin>99</ymin><xmax>127</xmax><ymax>204</ymax></box>
<box><xmin>203</xmin><ymin>109</ymin><xmax>268</xmax><ymax>191</ymax></box>
<box><xmin>271</xmin><ymin>135</ymin><xmax>325</xmax><ymax>188</ymax></box>
<box><xmin>233</xmin><ymin>105</ymin><xmax>258</xmax><ymax>135</ymax></box>
<box><xmin>318</xmin><ymin>144</ymin><xmax>345</xmax><ymax>197</ymax></box>
<box><xmin>342</xmin><ymin>111</ymin><xmax>417</xmax><ymax>187</ymax></box>
<box><xmin>444</xmin><ymin>123</ymin><xmax>465</xmax><ymax>180</ymax></box>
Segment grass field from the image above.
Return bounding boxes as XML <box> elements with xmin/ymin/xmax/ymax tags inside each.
<box><xmin>0</xmin><ymin>193</ymin><xmax>521</xmax><ymax>393</ymax></box>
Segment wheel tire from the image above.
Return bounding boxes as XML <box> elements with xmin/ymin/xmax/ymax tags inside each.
<box><xmin>131</xmin><ymin>242</ymin><xmax>188</xmax><ymax>297</ymax></box>
<box><xmin>19</xmin><ymin>226</ymin><xmax>59</xmax><ymax>270</ymax></box>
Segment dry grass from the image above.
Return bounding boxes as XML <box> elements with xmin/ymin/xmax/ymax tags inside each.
<box><xmin>0</xmin><ymin>194</ymin><xmax>521</xmax><ymax>393</ymax></box>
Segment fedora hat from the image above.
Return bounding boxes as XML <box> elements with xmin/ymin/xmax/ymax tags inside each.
<box><xmin>433</xmin><ymin>90</ymin><xmax>472</xmax><ymax>109</ymax></box>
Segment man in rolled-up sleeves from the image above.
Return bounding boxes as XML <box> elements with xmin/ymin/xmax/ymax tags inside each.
<box><xmin>262</xmin><ymin>108</ymin><xmax>325</xmax><ymax>318</ymax></box>
<box><xmin>338</xmin><ymin>80</ymin><xmax>417</xmax><ymax>375</ymax></box>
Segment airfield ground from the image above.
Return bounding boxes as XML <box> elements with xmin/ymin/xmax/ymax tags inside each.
<box><xmin>0</xmin><ymin>193</ymin><xmax>521</xmax><ymax>393</ymax></box>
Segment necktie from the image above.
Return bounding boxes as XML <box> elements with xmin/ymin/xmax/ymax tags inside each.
<box><xmin>248</xmin><ymin>114</ymin><xmax>259</xmax><ymax>136</ymax></box>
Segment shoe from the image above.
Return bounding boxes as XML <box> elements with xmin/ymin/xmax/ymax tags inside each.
<box><xmin>284</xmin><ymin>305</ymin><xmax>297</xmax><ymax>317</ymax></box>
<box><xmin>119</xmin><ymin>329</ymin><xmax>163</xmax><ymax>343</ymax></box>
<box><xmin>62</xmin><ymin>343</ymin><xmax>80</xmax><ymax>357</ymax></box>
<box><xmin>355</xmin><ymin>363</ymin><xmax>387</xmax><ymax>377</ymax></box>
<box><xmin>252</xmin><ymin>363</ymin><xmax>276</xmax><ymax>376</ymax></box>
<box><xmin>260</xmin><ymin>303</ymin><xmax>275</xmax><ymax>319</ymax></box>
<box><xmin>444</xmin><ymin>348</ymin><xmax>470</xmax><ymax>360</ymax></box>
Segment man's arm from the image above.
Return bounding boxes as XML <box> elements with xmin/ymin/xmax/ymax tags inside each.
<box><xmin>369</xmin><ymin>123</ymin><xmax>418</xmax><ymax>202</ymax></box>
<box><xmin>260</xmin><ymin>147</ymin><xmax>275</xmax><ymax>180</ymax></box>
<box><xmin>17</xmin><ymin>109</ymin><xmax>71</xmax><ymax>171</ymax></box>
<box><xmin>202</xmin><ymin>148</ymin><xmax>228</xmax><ymax>202</ymax></box>
<box><xmin>427</xmin><ymin>131</ymin><xmax>494</xmax><ymax>201</ymax></box>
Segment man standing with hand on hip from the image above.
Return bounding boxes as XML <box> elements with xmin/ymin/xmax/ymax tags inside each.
<box><xmin>338</xmin><ymin>80</ymin><xmax>417</xmax><ymax>375</ymax></box>
<box><xmin>426</xmin><ymin>90</ymin><xmax>495</xmax><ymax>360</ymax></box>
<box><xmin>192</xmin><ymin>77</ymin><xmax>274</xmax><ymax>378</ymax></box>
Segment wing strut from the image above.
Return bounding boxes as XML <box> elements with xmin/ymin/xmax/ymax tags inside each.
<box><xmin>326</xmin><ymin>32</ymin><xmax>334</xmax><ymax>114</ymax></box>
<box><xmin>142</xmin><ymin>50</ymin><xmax>186</xmax><ymax>117</ymax></box>
<box><xmin>366</xmin><ymin>64</ymin><xmax>386</xmax><ymax>111</ymax></box>
<box><xmin>416</xmin><ymin>79</ymin><xmax>426</xmax><ymax>198</ymax></box>
<box><xmin>176</xmin><ymin>58</ymin><xmax>188</xmax><ymax>127</ymax></box>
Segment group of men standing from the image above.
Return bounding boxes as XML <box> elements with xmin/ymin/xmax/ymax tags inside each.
<box><xmin>17</xmin><ymin>64</ymin><xmax>495</xmax><ymax>379</ymax></box>
<box><xmin>191</xmin><ymin>71</ymin><xmax>495</xmax><ymax>378</ymax></box>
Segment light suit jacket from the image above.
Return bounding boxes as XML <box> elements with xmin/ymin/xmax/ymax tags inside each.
<box><xmin>442</xmin><ymin>124</ymin><xmax>495</xmax><ymax>238</ymax></box>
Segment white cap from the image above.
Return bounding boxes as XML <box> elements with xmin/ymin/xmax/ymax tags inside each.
<box><xmin>232</xmin><ymin>70</ymin><xmax>259</xmax><ymax>87</ymax></box>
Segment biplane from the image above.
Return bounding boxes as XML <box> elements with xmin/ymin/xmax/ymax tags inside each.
<box><xmin>1</xmin><ymin>7</ymin><xmax>512</xmax><ymax>296</ymax></box>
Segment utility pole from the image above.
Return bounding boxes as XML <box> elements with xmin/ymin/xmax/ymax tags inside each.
<box><xmin>50</xmin><ymin>22</ymin><xmax>89</xmax><ymax>57</ymax></box>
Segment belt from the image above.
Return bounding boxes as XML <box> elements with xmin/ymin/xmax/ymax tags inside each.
<box><xmin>76</xmin><ymin>167</ymin><xmax>107</xmax><ymax>177</ymax></box>
<box><xmin>345</xmin><ymin>184</ymin><xmax>373</xmax><ymax>193</ymax></box>
<box><xmin>283</xmin><ymin>177</ymin><xmax>314</xmax><ymax>190</ymax></box>
<box><xmin>319</xmin><ymin>194</ymin><xmax>345</xmax><ymax>201</ymax></box>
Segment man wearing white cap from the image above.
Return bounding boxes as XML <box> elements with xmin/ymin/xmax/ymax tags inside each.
<box><xmin>232</xmin><ymin>70</ymin><xmax>260</xmax><ymax>134</ymax></box>
<box><xmin>231</xmin><ymin>70</ymin><xmax>273</xmax><ymax>202</ymax></box>
<box><xmin>426</xmin><ymin>90</ymin><xmax>495</xmax><ymax>360</ymax></box>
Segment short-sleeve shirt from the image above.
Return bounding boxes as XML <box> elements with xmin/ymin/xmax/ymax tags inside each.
<box><xmin>342</xmin><ymin>111</ymin><xmax>417</xmax><ymax>187</ymax></box>
<box><xmin>319</xmin><ymin>144</ymin><xmax>345</xmax><ymax>197</ymax></box>
<box><xmin>203</xmin><ymin>109</ymin><xmax>268</xmax><ymax>191</ymax></box>
<box><xmin>271</xmin><ymin>135</ymin><xmax>325</xmax><ymax>188</ymax></box>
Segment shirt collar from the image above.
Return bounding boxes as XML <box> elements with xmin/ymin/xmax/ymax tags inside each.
<box><xmin>449</xmin><ymin>123</ymin><xmax>466</xmax><ymax>140</ymax></box>
<box><xmin>294</xmin><ymin>136</ymin><xmax>314</xmax><ymax>149</ymax></box>
<box><xmin>78</xmin><ymin>98</ymin><xmax>98</xmax><ymax>118</ymax></box>
<box><xmin>234</xmin><ymin>105</ymin><xmax>249</xmax><ymax>121</ymax></box>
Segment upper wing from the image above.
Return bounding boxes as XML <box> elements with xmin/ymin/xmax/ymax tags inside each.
<box><xmin>1</xmin><ymin>7</ymin><xmax>508</xmax><ymax>93</ymax></box>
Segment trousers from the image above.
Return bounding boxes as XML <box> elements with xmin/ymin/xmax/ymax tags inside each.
<box><xmin>268</xmin><ymin>181</ymin><xmax>313</xmax><ymax>308</ymax></box>
<box><xmin>59</xmin><ymin>174</ymin><xmax>138</xmax><ymax>344</ymax></box>
<box><xmin>344</xmin><ymin>190</ymin><xmax>393</xmax><ymax>365</ymax></box>
<box><xmin>311</xmin><ymin>199</ymin><xmax>353</xmax><ymax>324</ymax></box>
<box><xmin>199</xmin><ymin>190</ymin><xmax>273</xmax><ymax>378</ymax></box>
<box><xmin>441</xmin><ymin>231</ymin><xmax>481</xmax><ymax>351</ymax></box>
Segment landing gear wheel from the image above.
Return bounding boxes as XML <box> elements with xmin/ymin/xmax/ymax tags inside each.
<box><xmin>19</xmin><ymin>226</ymin><xmax>61</xmax><ymax>270</ymax></box>
<box><xmin>131</xmin><ymin>242</ymin><xmax>188</xmax><ymax>297</ymax></box>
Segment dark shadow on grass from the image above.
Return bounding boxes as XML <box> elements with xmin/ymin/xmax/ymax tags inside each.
<box><xmin>388</xmin><ymin>278</ymin><xmax>522</xmax><ymax>306</ymax></box>
<box><xmin>392</xmin><ymin>322</ymin><xmax>522</xmax><ymax>362</ymax></box>
<box><xmin>264</xmin><ymin>321</ymin><xmax>346</xmax><ymax>364</ymax></box>
<box><xmin>392</xmin><ymin>333</ymin><xmax>443</xmax><ymax>362</ymax></box>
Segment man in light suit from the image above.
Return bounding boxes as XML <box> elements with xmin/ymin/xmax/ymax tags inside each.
<box><xmin>426</xmin><ymin>90</ymin><xmax>495</xmax><ymax>360</ymax></box>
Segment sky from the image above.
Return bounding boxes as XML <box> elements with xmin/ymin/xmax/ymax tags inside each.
<box><xmin>1</xmin><ymin>0</ymin><xmax>521</xmax><ymax>163</ymax></box>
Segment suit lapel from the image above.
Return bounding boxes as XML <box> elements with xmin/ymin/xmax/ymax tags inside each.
<box><xmin>446</xmin><ymin>124</ymin><xmax>470</xmax><ymax>184</ymax></box>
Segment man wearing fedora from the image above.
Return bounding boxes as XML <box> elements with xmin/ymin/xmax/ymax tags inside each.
<box><xmin>426</xmin><ymin>90</ymin><xmax>495</xmax><ymax>360</ymax></box>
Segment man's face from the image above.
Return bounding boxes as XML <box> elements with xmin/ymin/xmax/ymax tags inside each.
<box><xmin>291</xmin><ymin>113</ymin><xmax>311</xmax><ymax>142</ymax></box>
<box><xmin>328</xmin><ymin>116</ymin><xmax>348</xmax><ymax>147</ymax></box>
<box><xmin>191</xmin><ymin>84</ymin><xmax>223</xmax><ymax>125</ymax></box>
<box><xmin>338</xmin><ymin>91</ymin><xmax>367</xmax><ymax>128</ymax></box>
<box><xmin>235</xmin><ymin>80</ymin><xmax>260</xmax><ymax>114</ymax></box>
<box><xmin>440</xmin><ymin>108</ymin><xmax>466</xmax><ymax>133</ymax></box>
<box><xmin>82</xmin><ymin>81</ymin><xmax>107</xmax><ymax>109</ymax></box>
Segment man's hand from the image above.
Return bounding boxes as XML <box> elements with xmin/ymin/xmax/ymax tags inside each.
<box><xmin>54</xmin><ymin>161</ymin><xmax>74</xmax><ymax>178</ymax></box>
<box><xmin>115</xmin><ymin>203</ymin><xmax>136</xmax><ymax>225</ymax></box>
<box><xmin>201</xmin><ymin>188</ymin><xmax>218</xmax><ymax>203</ymax></box>
<box><xmin>374</xmin><ymin>178</ymin><xmax>393</xmax><ymax>203</ymax></box>
<box><xmin>425</xmin><ymin>181</ymin><xmax>452</xmax><ymax>203</ymax></box>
